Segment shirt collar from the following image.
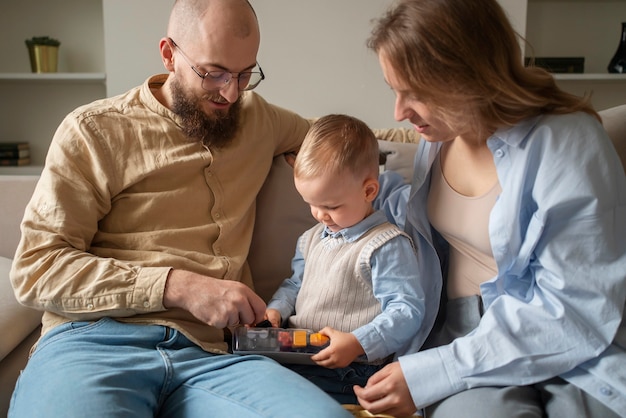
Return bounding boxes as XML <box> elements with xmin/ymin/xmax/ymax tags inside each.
<box><xmin>141</xmin><ymin>74</ymin><xmax>184</xmax><ymax>126</ymax></box>
<box><xmin>320</xmin><ymin>210</ymin><xmax>387</xmax><ymax>242</ymax></box>
<box><xmin>491</xmin><ymin>115</ymin><xmax>542</xmax><ymax>148</ymax></box>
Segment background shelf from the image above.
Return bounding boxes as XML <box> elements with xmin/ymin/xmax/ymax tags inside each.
<box><xmin>553</xmin><ymin>73</ymin><xmax>626</xmax><ymax>81</ymax></box>
<box><xmin>0</xmin><ymin>73</ymin><xmax>106</xmax><ymax>84</ymax></box>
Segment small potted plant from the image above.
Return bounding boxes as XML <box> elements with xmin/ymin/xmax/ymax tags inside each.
<box><xmin>25</xmin><ymin>36</ymin><xmax>61</xmax><ymax>73</ymax></box>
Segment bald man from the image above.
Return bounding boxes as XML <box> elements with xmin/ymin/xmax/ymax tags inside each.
<box><xmin>9</xmin><ymin>1</ymin><xmax>352</xmax><ymax>416</ymax></box>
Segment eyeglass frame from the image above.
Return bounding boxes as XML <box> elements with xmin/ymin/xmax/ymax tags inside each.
<box><xmin>168</xmin><ymin>37</ymin><xmax>265</xmax><ymax>92</ymax></box>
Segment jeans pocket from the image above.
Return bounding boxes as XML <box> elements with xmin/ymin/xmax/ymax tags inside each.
<box><xmin>31</xmin><ymin>318</ymin><xmax>107</xmax><ymax>356</ymax></box>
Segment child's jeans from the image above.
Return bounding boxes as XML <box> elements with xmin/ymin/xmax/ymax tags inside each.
<box><xmin>285</xmin><ymin>362</ymin><xmax>387</xmax><ymax>404</ymax></box>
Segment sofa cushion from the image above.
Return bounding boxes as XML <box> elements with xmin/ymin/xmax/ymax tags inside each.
<box><xmin>0</xmin><ymin>256</ymin><xmax>42</xmax><ymax>362</ymax></box>
<box><xmin>599</xmin><ymin>104</ymin><xmax>626</xmax><ymax>172</ymax></box>
<box><xmin>379</xmin><ymin>139</ymin><xmax>418</xmax><ymax>183</ymax></box>
<box><xmin>248</xmin><ymin>155</ymin><xmax>316</xmax><ymax>302</ymax></box>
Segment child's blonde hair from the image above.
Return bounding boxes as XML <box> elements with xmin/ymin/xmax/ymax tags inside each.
<box><xmin>294</xmin><ymin>114</ymin><xmax>380</xmax><ymax>181</ymax></box>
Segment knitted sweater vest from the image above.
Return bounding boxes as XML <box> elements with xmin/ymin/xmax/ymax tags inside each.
<box><xmin>288</xmin><ymin>221</ymin><xmax>405</xmax><ymax>333</ymax></box>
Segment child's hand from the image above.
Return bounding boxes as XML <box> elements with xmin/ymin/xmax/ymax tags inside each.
<box><xmin>310</xmin><ymin>327</ymin><xmax>364</xmax><ymax>368</ymax></box>
<box><xmin>265</xmin><ymin>309</ymin><xmax>282</xmax><ymax>328</ymax></box>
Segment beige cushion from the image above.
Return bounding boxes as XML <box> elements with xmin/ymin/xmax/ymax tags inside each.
<box><xmin>379</xmin><ymin>139</ymin><xmax>418</xmax><ymax>183</ymax></box>
<box><xmin>0</xmin><ymin>256</ymin><xmax>42</xmax><ymax>362</ymax></box>
<box><xmin>599</xmin><ymin>104</ymin><xmax>626</xmax><ymax>172</ymax></box>
<box><xmin>248</xmin><ymin>156</ymin><xmax>316</xmax><ymax>302</ymax></box>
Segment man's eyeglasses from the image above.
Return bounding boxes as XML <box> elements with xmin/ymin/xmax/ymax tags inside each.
<box><xmin>169</xmin><ymin>38</ymin><xmax>265</xmax><ymax>92</ymax></box>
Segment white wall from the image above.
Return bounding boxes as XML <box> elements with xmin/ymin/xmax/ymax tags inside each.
<box><xmin>103</xmin><ymin>0</ymin><xmax>400</xmax><ymax>128</ymax></box>
<box><xmin>103</xmin><ymin>0</ymin><xmax>170</xmax><ymax>97</ymax></box>
<box><xmin>103</xmin><ymin>0</ymin><xmax>527</xmax><ymax>129</ymax></box>
<box><xmin>252</xmin><ymin>1</ymin><xmax>400</xmax><ymax>128</ymax></box>
<box><xmin>252</xmin><ymin>0</ymin><xmax>525</xmax><ymax>128</ymax></box>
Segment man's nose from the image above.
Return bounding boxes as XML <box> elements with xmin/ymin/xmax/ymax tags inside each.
<box><xmin>219</xmin><ymin>79</ymin><xmax>240</xmax><ymax>103</ymax></box>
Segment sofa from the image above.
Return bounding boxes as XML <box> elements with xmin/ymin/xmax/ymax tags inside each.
<box><xmin>1</xmin><ymin>104</ymin><xmax>624</xmax><ymax>416</ymax></box>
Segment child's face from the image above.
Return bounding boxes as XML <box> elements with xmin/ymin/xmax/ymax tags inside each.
<box><xmin>295</xmin><ymin>171</ymin><xmax>378</xmax><ymax>233</ymax></box>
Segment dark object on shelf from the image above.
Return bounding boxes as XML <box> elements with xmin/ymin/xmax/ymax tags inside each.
<box><xmin>0</xmin><ymin>142</ymin><xmax>30</xmax><ymax>159</ymax></box>
<box><xmin>525</xmin><ymin>57</ymin><xmax>584</xmax><ymax>74</ymax></box>
<box><xmin>0</xmin><ymin>148</ymin><xmax>30</xmax><ymax>159</ymax></box>
<box><xmin>0</xmin><ymin>142</ymin><xmax>31</xmax><ymax>166</ymax></box>
<box><xmin>608</xmin><ymin>22</ymin><xmax>626</xmax><ymax>74</ymax></box>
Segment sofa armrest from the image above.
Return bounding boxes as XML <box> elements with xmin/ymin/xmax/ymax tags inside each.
<box><xmin>0</xmin><ymin>256</ymin><xmax>42</xmax><ymax>362</ymax></box>
<box><xmin>0</xmin><ymin>175</ymin><xmax>40</xmax><ymax>259</ymax></box>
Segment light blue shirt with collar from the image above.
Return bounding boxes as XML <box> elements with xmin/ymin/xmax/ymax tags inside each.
<box><xmin>376</xmin><ymin>111</ymin><xmax>626</xmax><ymax>414</ymax></box>
<box><xmin>267</xmin><ymin>210</ymin><xmax>428</xmax><ymax>361</ymax></box>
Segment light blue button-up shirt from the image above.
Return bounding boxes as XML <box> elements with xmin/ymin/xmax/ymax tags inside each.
<box><xmin>376</xmin><ymin>112</ymin><xmax>626</xmax><ymax>414</ymax></box>
<box><xmin>267</xmin><ymin>210</ymin><xmax>429</xmax><ymax>361</ymax></box>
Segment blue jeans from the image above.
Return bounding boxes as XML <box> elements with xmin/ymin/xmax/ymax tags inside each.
<box><xmin>285</xmin><ymin>362</ymin><xmax>385</xmax><ymax>405</ymax></box>
<box><xmin>9</xmin><ymin>318</ymin><xmax>352</xmax><ymax>418</ymax></box>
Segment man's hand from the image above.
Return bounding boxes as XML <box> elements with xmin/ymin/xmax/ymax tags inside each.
<box><xmin>353</xmin><ymin>362</ymin><xmax>418</xmax><ymax>417</ymax></box>
<box><xmin>163</xmin><ymin>269</ymin><xmax>266</xmax><ymax>329</ymax></box>
<box><xmin>310</xmin><ymin>327</ymin><xmax>364</xmax><ymax>368</ymax></box>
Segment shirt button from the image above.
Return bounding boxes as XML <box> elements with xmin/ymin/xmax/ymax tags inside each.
<box><xmin>494</xmin><ymin>149</ymin><xmax>504</xmax><ymax>158</ymax></box>
<box><xmin>87</xmin><ymin>303</ymin><xmax>94</xmax><ymax>310</ymax></box>
<box><xmin>600</xmin><ymin>387</ymin><xmax>613</xmax><ymax>396</ymax></box>
<box><xmin>215</xmin><ymin>213</ymin><xmax>220</xmax><ymax>219</ymax></box>
<box><xmin>143</xmin><ymin>301</ymin><xmax>150</xmax><ymax>308</ymax></box>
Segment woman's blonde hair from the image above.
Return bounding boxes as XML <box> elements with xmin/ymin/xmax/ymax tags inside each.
<box><xmin>294</xmin><ymin>114</ymin><xmax>379</xmax><ymax>181</ymax></box>
<box><xmin>367</xmin><ymin>0</ymin><xmax>599</xmax><ymax>140</ymax></box>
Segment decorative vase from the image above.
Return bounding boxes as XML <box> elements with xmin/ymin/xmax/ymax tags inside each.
<box><xmin>25</xmin><ymin>36</ymin><xmax>61</xmax><ymax>73</ymax></box>
<box><xmin>27</xmin><ymin>45</ymin><xmax>59</xmax><ymax>73</ymax></box>
<box><xmin>607</xmin><ymin>22</ymin><xmax>626</xmax><ymax>74</ymax></box>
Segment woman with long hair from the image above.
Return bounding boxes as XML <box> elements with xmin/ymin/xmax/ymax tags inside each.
<box><xmin>355</xmin><ymin>0</ymin><xmax>626</xmax><ymax>416</ymax></box>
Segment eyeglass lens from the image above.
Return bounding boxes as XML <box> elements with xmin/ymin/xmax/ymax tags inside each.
<box><xmin>201</xmin><ymin>70</ymin><xmax>262</xmax><ymax>91</ymax></box>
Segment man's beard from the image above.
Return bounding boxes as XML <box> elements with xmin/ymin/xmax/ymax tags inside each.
<box><xmin>170</xmin><ymin>78</ymin><xmax>242</xmax><ymax>149</ymax></box>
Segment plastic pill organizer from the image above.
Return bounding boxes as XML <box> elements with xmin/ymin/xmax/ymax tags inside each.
<box><xmin>232</xmin><ymin>326</ymin><xmax>330</xmax><ymax>365</ymax></box>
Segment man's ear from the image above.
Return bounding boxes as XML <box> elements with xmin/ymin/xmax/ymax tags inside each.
<box><xmin>363</xmin><ymin>178</ymin><xmax>379</xmax><ymax>202</ymax></box>
<box><xmin>160</xmin><ymin>38</ymin><xmax>175</xmax><ymax>72</ymax></box>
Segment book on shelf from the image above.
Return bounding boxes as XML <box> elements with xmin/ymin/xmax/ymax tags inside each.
<box><xmin>0</xmin><ymin>141</ymin><xmax>30</xmax><ymax>151</ymax></box>
<box><xmin>0</xmin><ymin>157</ymin><xmax>31</xmax><ymax>166</ymax></box>
<box><xmin>0</xmin><ymin>148</ymin><xmax>30</xmax><ymax>159</ymax></box>
<box><xmin>0</xmin><ymin>142</ymin><xmax>31</xmax><ymax>161</ymax></box>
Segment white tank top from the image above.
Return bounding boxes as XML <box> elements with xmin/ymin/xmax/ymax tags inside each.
<box><xmin>427</xmin><ymin>153</ymin><xmax>501</xmax><ymax>299</ymax></box>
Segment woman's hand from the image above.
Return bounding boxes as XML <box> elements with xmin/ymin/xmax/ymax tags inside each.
<box><xmin>353</xmin><ymin>362</ymin><xmax>418</xmax><ymax>417</ymax></box>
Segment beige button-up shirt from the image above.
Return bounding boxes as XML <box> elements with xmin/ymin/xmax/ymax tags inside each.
<box><xmin>10</xmin><ymin>74</ymin><xmax>310</xmax><ymax>353</ymax></box>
